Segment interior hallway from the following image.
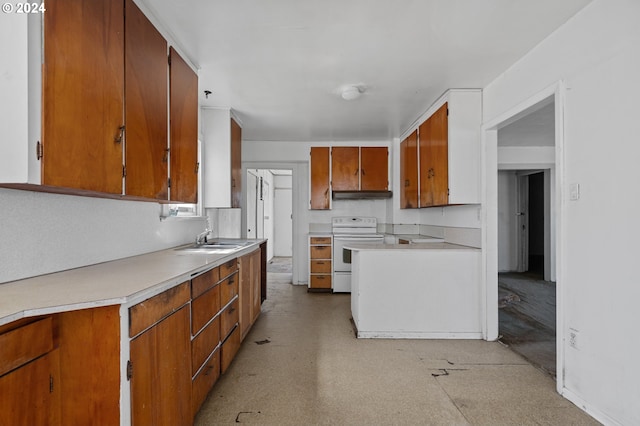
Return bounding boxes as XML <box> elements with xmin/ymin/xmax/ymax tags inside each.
<box><xmin>195</xmin><ymin>260</ymin><xmax>597</xmax><ymax>425</ymax></box>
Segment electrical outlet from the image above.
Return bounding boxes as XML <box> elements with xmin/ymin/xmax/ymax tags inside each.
<box><xmin>569</xmin><ymin>328</ymin><xmax>579</xmax><ymax>349</ymax></box>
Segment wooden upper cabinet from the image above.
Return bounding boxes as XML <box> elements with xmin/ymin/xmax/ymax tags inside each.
<box><xmin>419</xmin><ymin>102</ymin><xmax>449</xmax><ymax>207</ymax></box>
<box><xmin>360</xmin><ymin>147</ymin><xmax>388</xmax><ymax>190</ymax></box>
<box><xmin>124</xmin><ymin>0</ymin><xmax>168</xmax><ymax>199</ymax></box>
<box><xmin>169</xmin><ymin>47</ymin><xmax>199</xmax><ymax>203</ymax></box>
<box><xmin>400</xmin><ymin>130</ymin><xmax>418</xmax><ymax>208</ymax></box>
<box><xmin>43</xmin><ymin>0</ymin><xmax>124</xmax><ymax>194</ymax></box>
<box><xmin>310</xmin><ymin>147</ymin><xmax>330</xmax><ymax>209</ymax></box>
<box><xmin>231</xmin><ymin>118</ymin><xmax>242</xmax><ymax>208</ymax></box>
<box><xmin>331</xmin><ymin>147</ymin><xmax>359</xmax><ymax>191</ymax></box>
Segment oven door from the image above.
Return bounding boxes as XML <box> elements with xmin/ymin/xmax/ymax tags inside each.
<box><xmin>333</xmin><ymin>235</ymin><xmax>384</xmax><ymax>272</ymax></box>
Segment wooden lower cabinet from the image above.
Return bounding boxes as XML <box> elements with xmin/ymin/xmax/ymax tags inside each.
<box><xmin>130</xmin><ymin>305</ymin><xmax>192</xmax><ymax>426</ymax></box>
<box><xmin>221</xmin><ymin>325</ymin><xmax>241</xmax><ymax>374</ymax></box>
<box><xmin>239</xmin><ymin>248</ymin><xmax>262</xmax><ymax>340</ymax></box>
<box><xmin>309</xmin><ymin>235</ymin><xmax>333</xmax><ymax>291</ymax></box>
<box><xmin>192</xmin><ymin>349</ymin><xmax>220</xmax><ymax>415</ymax></box>
<box><xmin>0</xmin><ymin>349</ymin><xmax>61</xmax><ymax>426</ymax></box>
<box><xmin>0</xmin><ymin>246</ymin><xmax>266</xmax><ymax>424</ymax></box>
<box><xmin>0</xmin><ymin>317</ymin><xmax>60</xmax><ymax>426</ymax></box>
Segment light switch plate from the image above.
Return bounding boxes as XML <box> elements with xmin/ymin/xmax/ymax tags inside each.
<box><xmin>569</xmin><ymin>183</ymin><xmax>580</xmax><ymax>201</ymax></box>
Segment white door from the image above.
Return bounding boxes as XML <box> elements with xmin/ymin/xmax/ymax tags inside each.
<box><xmin>246</xmin><ymin>171</ymin><xmax>258</xmax><ymax>238</ymax></box>
<box><xmin>274</xmin><ymin>188</ymin><xmax>292</xmax><ymax>256</ymax></box>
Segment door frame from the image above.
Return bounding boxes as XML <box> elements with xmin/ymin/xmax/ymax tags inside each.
<box><xmin>243</xmin><ymin>161</ymin><xmax>302</xmax><ymax>285</ymax></box>
<box><xmin>481</xmin><ymin>81</ymin><xmax>566</xmax><ymax>393</ymax></box>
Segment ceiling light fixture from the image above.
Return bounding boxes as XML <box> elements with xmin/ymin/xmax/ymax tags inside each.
<box><xmin>341</xmin><ymin>85</ymin><xmax>364</xmax><ymax>101</ymax></box>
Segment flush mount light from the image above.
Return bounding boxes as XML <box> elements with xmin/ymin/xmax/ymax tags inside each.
<box><xmin>341</xmin><ymin>85</ymin><xmax>365</xmax><ymax>101</ymax></box>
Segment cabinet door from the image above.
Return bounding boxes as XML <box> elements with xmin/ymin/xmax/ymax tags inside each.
<box><xmin>310</xmin><ymin>147</ymin><xmax>330</xmax><ymax>209</ymax></box>
<box><xmin>169</xmin><ymin>48</ymin><xmax>198</xmax><ymax>203</ymax></box>
<box><xmin>360</xmin><ymin>147</ymin><xmax>388</xmax><ymax>190</ymax></box>
<box><xmin>231</xmin><ymin>118</ymin><xmax>242</xmax><ymax>208</ymax></box>
<box><xmin>130</xmin><ymin>305</ymin><xmax>192</xmax><ymax>426</ymax></box>
<box><xmin>43</xmin><ymin>0</ymin><xmax>124</xmax><ymax>194</ymax></box>
<box><xmin>239</xmin><ymin>252</ymin><xmax>252</xmax><ymax>340</ymax></box>
<box><xmin>0</xmin><ymin>349</ymin><xmax>61</xmax><ymax>426</ymax></box>
<box><xmin>251</xmin><ymin>249</ymin><xmax>262</xmax><ymax>324</ymax></box>
<box><xmin>419</xmin><ymin>102</ymin><xmax>449</xmax><ymax>207</ymax></box>
<box><xmin>400</xmin><ymin>131</ymin><xmax>418</xmax><ymax>208</ymax></box>
<box><xmin>124</xmin><ymin>0</ymin><xmax>168</xmax><ymax>199</ymax></box>
<box><xmin>331</xmin><ymin>146</ymin><xmax>359</xmax><ymax>191</ymax></box>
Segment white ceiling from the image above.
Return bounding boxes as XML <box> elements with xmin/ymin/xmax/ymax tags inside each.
<box><xmin>143</xmin><ymin>0</ymin><xmax>591</xmax><ymax>142</ymax></box>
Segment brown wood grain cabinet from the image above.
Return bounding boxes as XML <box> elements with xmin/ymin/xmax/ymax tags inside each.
<box><xmin>239</xmin><ymin>249</ymin><xmax>262</xmax><ymax>340</ymax></box>
<box><xmin>43</xmin><ymin>0</ymin><xmax>125</xmax><ymax>194</ymax></box>
<box><xmin>231</xmin><ymin>118</ymin><xmax>243</xmax><ymax>208</ymax></box>
<box><xmin>37</xmin><ymin>0</ymin><xmax>199</xmax><ymax>202</ymax></box>
<box><xmin>419</xmin><ymin>102</ymin><xmax>449</xmax><ymax>207</ymax></box>
<box><xmin>130</xmin><ymin>304</ymin><xmax>192</xmax><ymax>426</ymax></box>
<box><xmin>331</xmin><ymin>146</ymin><xmax>360</xmax><ymax>191</ymax></box>
<box><xmin>310</xmin><ymin>147</ymin><xmax>331</xmax><ymax>209</ymax></box>
<box><xmin>402</xmin><ymin>90</ymin><xmax>482</xmax><ymax>208</ymax></box>
<box><xmin>360</xmin><ymin>147</ymin><xmax>389</xmax><ymax>190</ymax></box>
<box><xmin>124</xmin><ymin>0</ymin><xmax>169</xmax><ymax>200</ymax></box>
<box><xmin>0</xmin><ymin>246</ymin><xmax>266</xmax><ymax>424</ymax></box>
<box><xmin>400</xmin><ymin>130</ymin><xmax>419</xmax><ymax>208</ymax></box>
<box><xmin>0</xmin><ymin>307</ymin><xmax>121</xmax><ymax>425</ymax></box>
<box><xmin>309</xmin><ymin>235</ymin><xmax>332</xmax><ymax>291</ymax></box>
<box><xmin>0</xmin><ymin>349</ymin><xmax>61</xmax><ymax>425</ymax></box>
<box><xmin>169</xmin><ymin>47</ymin><xmax>199</xmax><ymax>203</ymax></box>
<box><xmin>0</xmin><ymin>317</ymin><xmax>60</xmax><ymax>426</ymax></box>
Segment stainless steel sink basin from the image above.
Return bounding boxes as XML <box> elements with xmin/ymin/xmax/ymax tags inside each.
<box><xmin>174</xmin><ymin>240</ymin><xmax>253</xmax><ymax>254</ymax></box>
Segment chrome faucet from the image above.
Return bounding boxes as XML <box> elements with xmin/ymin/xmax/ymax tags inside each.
<box><xmin>195</xmin><ymin>217</ymin><xmax>211</xmax><ymax>245</ymax></box>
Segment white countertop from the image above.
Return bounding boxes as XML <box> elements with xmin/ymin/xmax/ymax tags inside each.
<box><xmin>344</xmin><ymin>242</ymin><xmax>479</xmax><ymax>251</ymax></box>
<box><xmin>0</xmin><ymin>241</ymin><xmax>264</xmax><ymax>327</ymax></box>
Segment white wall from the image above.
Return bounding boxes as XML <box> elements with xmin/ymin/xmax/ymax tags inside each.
<box><xmin>483</xmin><ymin>0</ymin><xmax>640</xmax><ymax>423</ymax></box>
<box><xmin>0</xmin><ymin>188</ymin><xmax>205</xmax><ymax>284</ymax></box>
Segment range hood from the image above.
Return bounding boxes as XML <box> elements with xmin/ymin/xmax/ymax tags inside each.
<box><xmin>332</xmin><ymin>190</ymin><xmax>393</xmax><ymax>200</ymax></box>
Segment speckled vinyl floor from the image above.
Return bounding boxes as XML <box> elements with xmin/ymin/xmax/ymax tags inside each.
<box><xmin>194</xmin><ymin>269</ymin><xmax>598</xmax><ymax>425</ymax></box>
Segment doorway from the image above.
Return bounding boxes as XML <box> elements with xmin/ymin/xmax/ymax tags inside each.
<box><xmin>487</xmin><ymin>88</ymin><xmax>562</xmax><ymax>383</ymax></box>
<box><xmin>245</xmin><ymin>169</ymin><xmax>293</xmax><ymax>265</ymax></box>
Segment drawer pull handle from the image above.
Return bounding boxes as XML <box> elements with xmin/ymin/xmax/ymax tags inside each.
<box><xmin>204</xmin><ymin>365</ymin><xmax>214</xmax><ymax>376</ymax></box>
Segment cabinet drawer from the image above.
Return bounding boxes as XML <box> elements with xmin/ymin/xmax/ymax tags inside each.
<box><xmin>129</xmin><ymin>282</ymin><xmax>190</xmax><ymax>337</ymax></box>
<box><xmin>310</xmin><ymin>245</ymin><xmax>331</xmax><ymax>259</ymax></box>
<box><xmin>0</xmin><ymin>317</ymin><xmax>54</xmax><ymax>377</ymax></box>
<box><xmin>310</xmin><ymin>275</ymin><xmax>332</xmax><ymax>289</ymax></box>
<box><xmin>220</xmin><ymin>325</ymin><xmax>240</xmax><ymax>374</ymax></box>
<box><xmin>191</xmin><ymin>267</ymin><xmax>220</xmax><ymax>299</ymax></box>
<box><xmin>191</xmin><ymin>316</ymin><xmax>220</xmax><ymax>376</ymax></box>
<box><xmin>220</xmin><ymin>258</ymin><xmax>238</xmax><ymax>279</ymax></box>
<box><xmin>220</xmin><ymin>273</ymin><xmax>239</xmax><ymax>307</ymax></box>
<box><xmin>192</xmin><ymin>349</ymin><xmax>220</xmax><ymax>416</ymax></box>
<box><xmin>310</xmin><ymin>236</ymin><xmax>331</xmax><ymax>245</ymax></box>
<box><xmin>310</xmin><ymin>260</ymin><xmax>332</xmax><ymax>274</ymax></box>
<box><xmin>220</xmin><ymin>298</ymin><xmax>239</xmax><ymax>339</ymax></box>
<box><xmin>191</xmin><ymin>284</ymin><xmax>221</xmax><ymax>335</ymax></box>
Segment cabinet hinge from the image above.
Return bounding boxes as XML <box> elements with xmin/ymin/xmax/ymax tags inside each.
<box><xmin>127</xmin><ymin>360</ymin><xmax>133</xmax><ymax>381</ymax></box>
<box><xmin>36</xmin><ymin>140</ymin><xmax>42</xmax><ymax>160</ymax></box>
<box><xmin>168</xmin><ymin>178</ymin><xmax>171</xmax><ymax>188</ymax></box>
<box><xmin>447</xmin><ymin>108</ymin><xmax>449</xmax><ymax>116</ymax></box>
<box><xmin>122</xmin><ymin>165</ymin><xmax>127</xmax><ymax>177</ymax></box>
<box><xmin>168</xmin><ymin>55</ymin><xmax>171</xmax><ymax>66</ymax></box>
<box><xmin>49</xmin><ymin>374</ymin><xmax>54</xmax><ymax>393</ymax></box>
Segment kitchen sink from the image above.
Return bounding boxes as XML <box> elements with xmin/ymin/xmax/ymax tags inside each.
<box><xmin>174</xmin><ymin>240</ymin><xmax>253</xmax><ymax>254</ymax></box>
